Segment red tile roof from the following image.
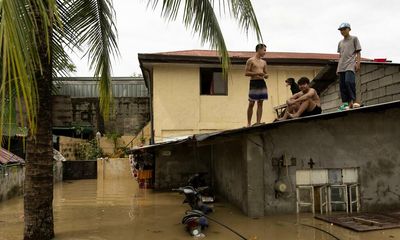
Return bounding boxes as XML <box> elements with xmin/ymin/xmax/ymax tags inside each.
<box><xmin>155</xmin><ymin>49</ymin><xmax>341</xmax><ymax>61</ymax></box>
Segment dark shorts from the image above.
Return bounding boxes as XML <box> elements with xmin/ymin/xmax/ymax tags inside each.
<box><xmin>249</xmin><ymin>79</ymin><xmax>268</xmax><ymax>101</ymax></box>
<box><xmin>300</xmin><ymin>105</ymin><xmax>322</xmax><ymax>117</ymax></box>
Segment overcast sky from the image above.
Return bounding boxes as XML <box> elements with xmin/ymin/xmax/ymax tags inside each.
<box><xmin>69</xmin><ymin>0</ymin><xmax>400</xmax><ymax>77</ymax></box>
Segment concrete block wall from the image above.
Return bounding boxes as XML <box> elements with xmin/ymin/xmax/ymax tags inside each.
<box><xmin>53</xmin><ymin>96</ymin><xmax>150</xmax><ymax>136</ymax></box>
<box><xmin>360</xmin><ymin>64</ymin><xmax>400</xmax><ymax>105</ymax></box>
<box><xmin>71</xmin><ymin>98</ymin><xmax>100</xmax><ymax>130</ymax></box>
<box><xmin>320</xmin><ymin>63</ymin><xmax>400</xmax><ymax>112</ymax></box>
<box><xmin>105</xmin><ymin>97</ymin><xmax>150</xmax><ymax>135</ymax></box>
<box><xmin>53</xmin><ymin>96</ymin><xmax>73</xmax><ymax>126</ymax></box>
<box><xmin>59</xmin><ymin>136</ymin><xmax>88</xmax><ymax>161</ymax></box>
<box><xmin>320</xmin><ymin>81</ymin><xmax>342</xmax><ymax>112</ymax></box>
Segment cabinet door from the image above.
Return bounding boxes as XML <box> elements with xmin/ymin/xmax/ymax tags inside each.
<box><xmin>343</xmin><ymin>168</ymin><xmax>358</xmax><ymax>184</ymax></box>
<box><xmin>311</xmin><ymin>169</ymin><xmax>328</xmax><ymax>185</ymax></box>
<box><xmin>296</xmin><ymin>170</ymin><xmax>311</xmax><ymax>185</ymax></box>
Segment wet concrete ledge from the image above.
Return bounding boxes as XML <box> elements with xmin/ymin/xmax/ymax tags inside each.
<box><xmin>63</xmin><ymin>160</ymin><xmax>97</xmax><ymax>180</ymax></box>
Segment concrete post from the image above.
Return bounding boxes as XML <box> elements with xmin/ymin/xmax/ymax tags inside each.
<box><xmin>245</xmin><ymin>135</ymin><xmax>265</xmax><ymax>217</ymax></box>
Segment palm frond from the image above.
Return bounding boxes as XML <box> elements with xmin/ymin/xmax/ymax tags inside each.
<box><xmin>0</xmin><ymin>0</ymin><xmax>38</xmax><ymax>139</ymax></box>
<box><xmin>148</xmin><ymin>0</ymin><xmax>230</xmax><ymax>73</ymax></box>
<box><xmin>52</xmin><ymin>30</ymin><xmax>76</xmax><ymax>77</ymax></box>
<box><xmin>184</xmin><ymin>0</ymin><xmax>230</xmax><ymax>71</ymax></box>
<box><xmin>227</xmin><ymin>0</ymin><xmax>263</xmax><ymax>42</ymax></box>
<box><xmin>66</xmin><ymin>0</ymin><xmax>119</xmax><ymax>119</ymax></box>
<box><xmin>0</xmin><ymin>0</ymin><xmax>56</xmax><ymax>139</ymax></box>
<box><xmin>147</xmin><ymin>0</ymin><xmax>263</xmax><ymax>75</ymax></box>
<box><xmin>52</xmin><ymin>0</ymin><xmax>78</xmax><ymax>78</ymax></box>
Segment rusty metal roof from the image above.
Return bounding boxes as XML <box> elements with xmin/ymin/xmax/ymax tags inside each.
<box><xmin>0</xmin><ymin>148</ymin><xmax>24</xmax><ymax>165</ymax></box>
<box><xmin>55</xmin><ymin>77</ymin><xmax>148</xmax><ymax>98</ymax></box>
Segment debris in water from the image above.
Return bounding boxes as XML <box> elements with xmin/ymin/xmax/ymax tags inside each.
<box><xmin>193</xmin><ymin>233</ymin><xmax>205</xmax><ymax>238</ymax></box>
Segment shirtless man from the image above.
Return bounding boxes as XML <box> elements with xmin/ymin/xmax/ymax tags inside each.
<box><xmin>245</xmin><ymin>43</ymin><xmax>268</xmax><ymax>127</ymax></box>
<box><xmin>278</xmin><ymin>77</ymin><xmax>321</xmax><ymax>120</ymax></box>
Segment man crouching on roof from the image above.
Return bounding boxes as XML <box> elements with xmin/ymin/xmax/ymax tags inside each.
<box><xmin>278</xmin><ymin>77</ymin><xmax>322</xmax><ymax>120</ymax></box>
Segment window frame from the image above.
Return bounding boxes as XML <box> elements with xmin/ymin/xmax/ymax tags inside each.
<box><xmin>199</xmin><ymin>67</ymin><xmax>228</xmax><ymax>96</ymax></box>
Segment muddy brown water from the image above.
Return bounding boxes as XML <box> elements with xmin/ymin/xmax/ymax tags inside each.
<box><xmin>1</xmin><ymin>160</ymin><xmax>399</xmax><ymax>240</ymax></box>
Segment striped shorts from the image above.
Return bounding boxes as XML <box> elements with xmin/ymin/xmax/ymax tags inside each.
<box><xmin>249</xmin><ymin>79</ymin><xmax>268</xmax><ymax>101</ymax></box>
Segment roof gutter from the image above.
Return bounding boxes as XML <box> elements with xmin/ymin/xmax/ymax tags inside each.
<box><xmin>139</xmin><ymin>59</ymin><xmax>155</xmax><ymax>145</ymax></box>
<box><xmin>137</xmin><ymin>53</ymin><xmax>335</xmax><ymax>66</ymax></box>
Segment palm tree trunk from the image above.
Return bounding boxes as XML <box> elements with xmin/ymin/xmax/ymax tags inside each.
<box><xmin>24</xmin><ymin>2</ymin><xmax>55</xmax><ymax>240</ymax></box>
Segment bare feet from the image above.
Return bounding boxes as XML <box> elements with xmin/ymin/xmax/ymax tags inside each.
<box><xmin>353</xmin><ymin>102</ymin><xmax>361</xmax><ymax>108</ymax></box>
<box><xmin>349</xmin><ymin>101</ymin><xmax>354</xmax><ymax>109</ymax></box>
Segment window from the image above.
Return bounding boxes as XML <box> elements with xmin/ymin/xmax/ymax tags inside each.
<box><xmin>200</xmin><ymin>68</ymin><xmax>227</xmax><ymax>95</ymax></box>
<box><xmin>80</xmin><ymin>111</ymin><xmax>91</xmax><ymax>122</ymax></box>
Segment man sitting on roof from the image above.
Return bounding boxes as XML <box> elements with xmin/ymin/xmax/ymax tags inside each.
<box><xmin>278</xmin><ymin>77</ymin><xmax>322</xmax><ymax>120</ymax></box>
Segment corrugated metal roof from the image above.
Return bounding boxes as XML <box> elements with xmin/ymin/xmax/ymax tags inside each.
<box><xmin>128</xmin><ymin>100</ymin><xmax>400</xmax><ymax>153</ymax></box>
<box><xmin>0</xmin><ymin>148</ymin><xmax>24</xmax><ymax>164</ymax></box>
<box><xmin>55</xmin><ymin>77</ymin><xmax>148</xmax><ymax>98</ymax></box>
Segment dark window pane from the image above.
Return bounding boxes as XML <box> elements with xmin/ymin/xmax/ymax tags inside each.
<box><xmin>200</xmin><ymin>68</ymin><xmax>227</xmax><ymax>95</ymax></box>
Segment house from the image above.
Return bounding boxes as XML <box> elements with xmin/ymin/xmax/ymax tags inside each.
<box><xmin>54</xmin><ymin>76</ymin><xmax>149</xmax><ymax>136</ymax></box>
<box><xmin>133</xmin><ymin>49</ymin><xmax>400</xmax><ymax>216</ymax></box>
<box><xmin>52</xmin><ymin>76</ymin><xmax>151</xmax><ymax>158</ymax></box>
<box><xmin>139</xmin><ymin>50</ymin><xmax>358</xmax><ymax>143</ymax></box>
<box><xmin>139</xmin><ymin>50</ymin><xmax>400</xmax><ymax>144</ymax></box>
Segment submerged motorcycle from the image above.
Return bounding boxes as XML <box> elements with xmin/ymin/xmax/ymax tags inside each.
<box><xmin>173</xmin><ymin>185</ymin><xmax>213</xmax><ymax>236</ymax></box>
<box><xmin>187</xmin><ymin>172</ymin><xmax>215</xmax><ymax>203</ymax></box>
<box><xmin>173</xmin><ymin>175</ymin><xmax>249</xmax><ymax>239</ymax></box>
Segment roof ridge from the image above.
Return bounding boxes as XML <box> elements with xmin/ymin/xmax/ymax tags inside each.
<box><xmin>154</xmin><ymin>49</ymin><xmax>339</xmax><ymax>55</ymax></box>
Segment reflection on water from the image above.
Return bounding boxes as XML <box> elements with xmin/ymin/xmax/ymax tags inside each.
<box><xmin>1</xmin><ymin>159</ymin><xmax>399</xmax><ymax>240</ymax></box>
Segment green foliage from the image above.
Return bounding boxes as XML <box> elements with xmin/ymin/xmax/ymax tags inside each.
<box><xmin>76</xmin><ymin>139</ymin><xmax>103</xmax><ymax>160</ymax></box>
<box><xmin>105</xmin><ymin>132</ymin><xmax>122</xmax><ymax>153</ymax></box>
<box><xmin>0</xmin><ymin>0</ymin><xmax>120</xmax><ymax>140</ymax></box>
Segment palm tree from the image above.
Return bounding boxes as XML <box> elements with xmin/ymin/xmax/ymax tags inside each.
<box><xmin>0</xmin><ymin>0</ymin><xmax>262</xmax><ymax>239</ymax></box>
<box><xmin>1</xmin><ymin>0</ymin><xmax>118</xmax><ymax>239</ymax></box>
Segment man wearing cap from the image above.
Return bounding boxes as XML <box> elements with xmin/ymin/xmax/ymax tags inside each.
<box><xmin>337</xmin><ymin>22</ymin><xmax>362</xmax><ymax>110</ymax></box>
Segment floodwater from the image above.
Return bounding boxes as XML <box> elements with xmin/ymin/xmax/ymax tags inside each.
<box><xmin>1</xmin><ymin>160</ymin><xmax>399</xmax><ymax>240</ymax></box>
